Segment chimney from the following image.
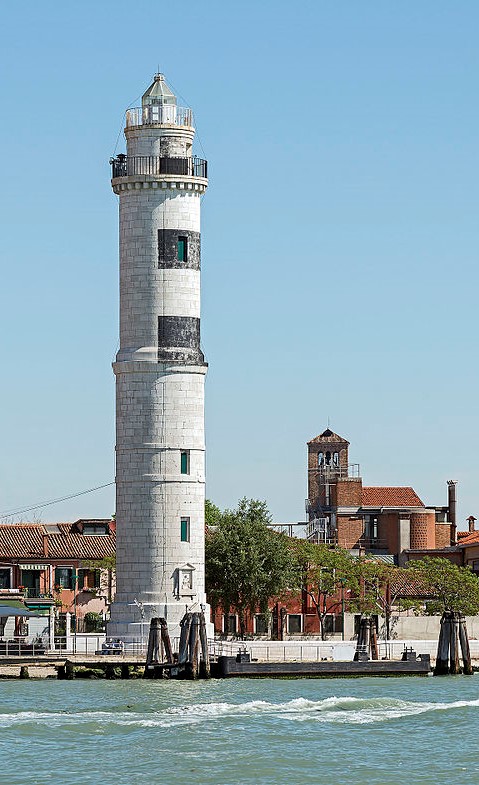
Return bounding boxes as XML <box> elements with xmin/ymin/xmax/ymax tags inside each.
<box><xmin>447</xmin><ymin>480</ymin><xmax>457</xmax><ymax>545</ymax></box>
<box><xmin>42</xmin><ymin>534</ymin><xmax>49</xmax><ymax>557</ymax></box>
<box><xmin>468</xmin><ymin>515</ymin><xmax>476</xmax><ymax>533</ymax></box>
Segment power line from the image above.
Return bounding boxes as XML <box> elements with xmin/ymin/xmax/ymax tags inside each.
<box><xmin>0</xmin><ymin>482</ymin><xmax>115</xmax><ymax>521</ymax></box>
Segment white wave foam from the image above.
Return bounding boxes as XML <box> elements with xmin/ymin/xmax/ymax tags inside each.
<box><xmin>1</xmin><ymin>696</ymin><xmax>479</xmax><ymax>728</ymax></box>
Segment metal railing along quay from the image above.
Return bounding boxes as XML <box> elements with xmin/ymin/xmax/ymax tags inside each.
<box><xmin>111</xmin><ymin>155</ymin><xmax>207</xmax><ymax>180</ymax></box>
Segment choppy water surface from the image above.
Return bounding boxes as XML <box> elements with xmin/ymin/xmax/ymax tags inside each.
<box><xmin>1</xmin><ymin>675</ymin><xmax>478</xmax><ymax>784</ymax></box>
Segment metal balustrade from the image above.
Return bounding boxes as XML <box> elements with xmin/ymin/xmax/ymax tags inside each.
<box><xmin>111</xmin><ymin>155</ymin><xmax>207</xmax><ymax>179</ymax></box>
<box><xmin>126</xmin><ymin>105</ymin><xmax>193</xmax><ymax>128</ymax></box>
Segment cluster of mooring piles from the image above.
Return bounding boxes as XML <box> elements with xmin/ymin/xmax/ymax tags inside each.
<box><xmin>353</xmin><ymin>617</ymin><xmax>379</xmax><ymax>661</ymax></box>
<box><xmin>144</xmin><ymin>612</ymin><xmax>210</xmax><ymax>680</ymax></box>
<box><xmin>434</xmin><ymin>612</ymin><xmax>472</xmax><ymax>675</ymax></box>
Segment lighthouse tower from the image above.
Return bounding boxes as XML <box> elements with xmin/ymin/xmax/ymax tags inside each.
<box><xmin>108</xmin><ymin>75</ymin><xmax>210</xmax><ymax>639</ymax></box>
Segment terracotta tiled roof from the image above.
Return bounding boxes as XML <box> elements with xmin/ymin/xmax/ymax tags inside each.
<box><xmin>457</xmin><ymin>530</ymin><xmax>479</xmax><ymax>547</ymax></box>
<box><xmin>0</xmin><ymin>522</ymin><xmax>115</xmax><ymax>561</ymax></box>
<box><xmin>362</xmin><ymin>487</ymin><xmax>424</xmax><ymax>507</ymax></box>
<box><xmin>389</xmin><ymin>570</ymin><xmax>433</xmax><ymax>599</ymax></box>
<box><xmin>0</xmin><ymin>525</ymin><xmax>44</xmax><ymax>558</ymax></box>
<box><xmin>308</xmin><ymin>429</ymin><xmax>349</xmax><ymax>445</ymax></box>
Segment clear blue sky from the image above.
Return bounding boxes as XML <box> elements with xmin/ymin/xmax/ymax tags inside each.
<box><xmin>1</xmin><ymin>1</ymin><xmax>478</xmax><ymax>528</ymax></box>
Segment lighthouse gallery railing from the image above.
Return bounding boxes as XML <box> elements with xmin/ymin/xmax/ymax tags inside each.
<box><xmin>111</xmin><ymin>155</ymin><xmax>207</xmax><ymax>179</ymax></box>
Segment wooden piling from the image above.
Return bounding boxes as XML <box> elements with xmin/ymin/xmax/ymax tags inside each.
<box><xmin>199</xmin><ymin>611</ymin><xmax>211</xmax><ymax>678</ymax></box>
<box><xmin>19</xmin><ymin>666</ymin><xmax>29</xmax><ymax>679</ymax></box>
<box><xmin>65</xmin><ymin>661</ymin><xmax>75</xmax><ymax>680</ymax></box>
<box><xmin>160</xmin><ymin>618</ymin><xmax>174</xmax><ymax>663</ymax></box>
<box><xmin>189</xmin><ymin>614</ymin><xmax>200</xmax><ymax>680</ymax></box>
<box><xmin>178</xmin><ymin>613</ymin><xmax>192</xmax><ymax>666</ymax></box>
<box><xmin>459</xmin><ymin>614</ymin><xmax>473</xmax><ymax>675</ymax></box>
<box><xmin>450</xmin><ymin>613</ymin><xmax>460</xmax><ymax>674</ymax></box>
<box><xmin>145</xmin><ymin>618</ymin><xmax>162</xmax><ymax>667</ymax></box>
<box><xmin>434</xmin><ymin>612</ymin><xmax>450</xmax><ymax>675</ymax></box>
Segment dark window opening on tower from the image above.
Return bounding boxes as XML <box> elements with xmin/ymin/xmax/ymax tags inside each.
<box><xmin>177</xmin><ymin>236</ymin><xmax>188</xmax><ymax>262</ymax></box>
<box><xmin>180</xmin><ymin>451</ymin><xmax>189</xmax><ymax>475</ymax></box>
<box><xmin>180</xmin><ymin>517</ymin><xmax>190</xmax><ymax>542</ymax></box>
<box><xmin>325</xmin><ymin>451</ymin><xmax>331</xmax><ymax>466</ymax></box>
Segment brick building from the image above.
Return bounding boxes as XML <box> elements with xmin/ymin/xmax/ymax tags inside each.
<box><xmin>0</xmin><ymin>519</ymin><xmax>115</xmax><ymax>638</ymax></box>
<box><xmin>306</xmin><ymin>429</ymin><xmax>455</xmax><ymax>561</ymax></box>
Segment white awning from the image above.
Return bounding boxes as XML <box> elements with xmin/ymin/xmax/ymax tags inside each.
<box><xmin>19</xmin><ymin>564</ymin><xmax>49</xmax><ymax>571</ymax></box>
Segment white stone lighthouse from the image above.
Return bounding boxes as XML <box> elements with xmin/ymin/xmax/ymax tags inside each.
<box><xmin>108</xmin><ymin>74</ymin><xmax>210</xmax><ymax>640</ymax></box>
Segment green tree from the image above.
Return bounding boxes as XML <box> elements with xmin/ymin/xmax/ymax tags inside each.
<box><xmin>291</xmin><ymin>541</ymin><xmax>357</xmax><ymax>640</ymax></box>
<box><xmin>406</xmin><ymin>557</ymin><xmax>479</xmax><ymax>616</ymax></box>
<box><xmin>205</xmin><ymin>499</ymin><xmax>221</xmax><ymax>528</ymax></box>
<box><xmin>205</xmin><ymin>498</ymin><xmax>295</xmax><ymax>637</ymax></box>
<box><xmin>353</xmin><ymin>560</ymin><xmax>421</xmax><ymax>640</ymax></box>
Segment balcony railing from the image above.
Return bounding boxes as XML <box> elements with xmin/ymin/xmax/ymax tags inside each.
<box><xmin>357</xmin><ymin>537</ymin><xmax>388</xmax><ymax>551</ymax></box>
<box><xmin>23</xmin><ymin>588</ymin><xmax>53</xmax><ymax>600</ymax></box>
<box><xmin>126</xmin><ymin>105</ymin><xmax>193</xmax><ymax>128</ymax></box>
<box><xmin>111</xmin><ymin>155</ymin><xmax>207</xmax><ymax>180</ymax></box>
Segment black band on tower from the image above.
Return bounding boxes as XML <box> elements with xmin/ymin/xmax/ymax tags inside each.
<box><xmin>158</xmin><ymin>315</ymin><xmax>206</xmax><ymax>364</ymax></box>
<box><xmin>158</xmin><ymin>229</ymin><xmax>200</xmax><ymax>270</ymax></box>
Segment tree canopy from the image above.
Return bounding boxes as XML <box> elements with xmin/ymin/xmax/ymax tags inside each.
<box><xmin>406</xmin><ymin>557</ymin><xmax>479</xmax><ymax>616</ymax></box>
<box><xmin>291</xmin><ymin>540</ymin><xmax>357</xmax><ymax>640</ymax></box>
<box><xmin>205</xmin><ymin>498</ymin><xmax>295</xmax><ymax>635</ymax></box>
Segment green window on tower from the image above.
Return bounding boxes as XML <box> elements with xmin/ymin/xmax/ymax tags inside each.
<box><xmin>177</xmin><ymin>236</ymin><xmax>187</xmax><ymax>262</ymax></box>
<box><xmin>180</xmin><ymin>451</ymin><xmax>189</xmax><ymax>475</ymax></box>
<box><xmin>180</xmin><ymin>518</ymin><xmax>190</xmax><ymax>543</ymax></box>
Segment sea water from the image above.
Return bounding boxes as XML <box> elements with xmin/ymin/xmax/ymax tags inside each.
<box><xmin>1</xmin><ymin>676</ymin><xmax>478</xmax><ymax>785</ymax></box>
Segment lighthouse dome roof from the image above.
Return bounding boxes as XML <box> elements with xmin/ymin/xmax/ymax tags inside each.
<box><xmin>142</xmin><ymin>74</ymin><xmax>177</xmax><ymax>107</ymax></box>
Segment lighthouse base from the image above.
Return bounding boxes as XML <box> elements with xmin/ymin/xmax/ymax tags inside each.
<box><xmin>107</xmin><ymin>593</ymin><xmax>214</xmax><ymax>644</ymax></box>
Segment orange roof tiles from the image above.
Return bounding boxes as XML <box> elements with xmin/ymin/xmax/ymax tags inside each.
<box><xmin>0</xmin><ymin>522</ymin><xmax>115</xmax><ymax>560</ymax></box>
<box><xmin>362</xmin><ymin>487</ymin><xmax>424</xmax><ymax>507</ymax></box>
<box><xmin>457</xmin><ymin>530</ymin><xmax>479</xmax><ymax>547</ymax></box>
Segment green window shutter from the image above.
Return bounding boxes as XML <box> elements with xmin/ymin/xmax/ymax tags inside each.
<box><xmin>180</xmin><ymin>451</ymin><xmax>188</xmax><ymax>474</ymax></box>
<box><xmin>180</xmin><ymin>518</ymin><xmax>190</xmax><ymax>542</ymax></box>
<box><xmin>177</xmin><ymin>237</ymin><xmax>187</xmax><ymax>262</ymax></box>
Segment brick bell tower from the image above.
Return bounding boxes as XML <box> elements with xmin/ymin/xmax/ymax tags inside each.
<box><xmin>307</xmin><ymin>428</ymin><xmax>362</xmax><ymax>542</ymax></box>
<box><xmin>108</xmin><ymin>74</ymin><xmax>211</xmax><ymax>639</ymax></box>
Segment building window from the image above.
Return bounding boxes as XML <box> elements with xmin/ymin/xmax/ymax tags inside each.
<box><xmin>82</xmin><ymin>523</ymin><xmax>109</xmax><ymax>535</ymax></box>
<box><xmin>21</xmin><ymin>569</ymin><xmax>41</xmax><ymax>595</ymax></box>
<box><xmin>254</xmin><ymin>614</ymin><xmax>268</xmax><ymax>634</ymax></box>
<box><xmin>324</xmin><ymin>614</ymin><xmax>344</xmax><ymax>635</ymax></box>
<box><xmin>364</xmin><ymin>516</ymin><xmax>378</xmax><ymax>541</ymax></box>
<box><xmin>287</xmin><ymin>614</ymin><xmax>302</xmax><ymax>634</ymax></box>
<box><xmin>0</xmin><ymin>569</ymin><xmax>11</xmax><ymax>590</ymax></box>
<box><xmin>180</xmin><ymin>518</ymin><xmax>190</xmax><ymax>543</ymax></box>
<box><xmin>224</xmin><ymin>614</ymin><xmax>237</xmax><ymax>635</ymax></box>
<box><xmin>177</xmin><ymin>236</ymin><xmax>187</xmax><ymax>262</ymax></box>
<box><xmin>78</xmin><ymin>569</ymin><xmax>101</xmax><ymax>590</ymax></box>
<box><xmin>180</xmin><ymin>451</ymin><xmax>189</xmax><ymax>475</ymax></box>
<box><xmin>55</xmin><ymin>567</ymin><xmax>75</xmax><ymax>589</ymax></box>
